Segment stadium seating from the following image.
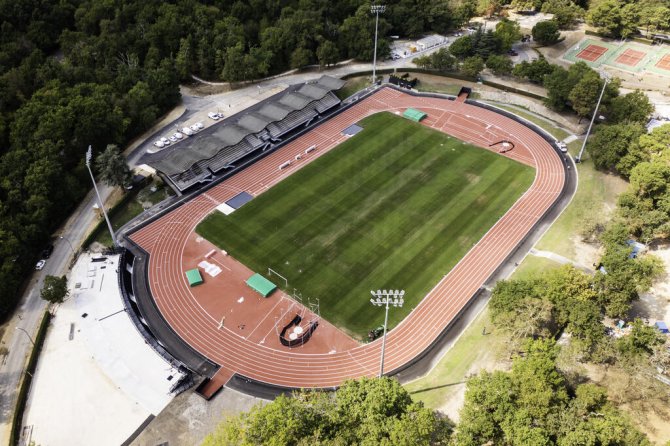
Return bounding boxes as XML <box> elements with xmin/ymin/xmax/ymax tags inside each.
<box><xmin>147</xmin><ymin>75</ymin><xmax>345</xmax><ymax>192</ymax></box>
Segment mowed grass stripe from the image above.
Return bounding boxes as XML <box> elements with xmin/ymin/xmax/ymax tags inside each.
<box><xmin>198</xmin><ymin>112</ymin><xmax>534</xmax><ymax>338</ymax></box>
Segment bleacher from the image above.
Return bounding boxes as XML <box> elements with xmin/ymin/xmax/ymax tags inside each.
<box><xmin>208</xmin><ymin>139</ymin><xmax>255</xmax><ymax>173</ymax></box>
<box><xmin>147</xmin><ymin>75</ymin><xmax>345</xmax><ymax>193</ymax></box>
<box><xmin>315</xmin><ymin>92</ymin><xmax>340</xmax><ymax>114</ymax></box>
<box><xmin>267</xmin><ymin>107</ymin><xmax>318</xmax><ymax>138</ymax></box>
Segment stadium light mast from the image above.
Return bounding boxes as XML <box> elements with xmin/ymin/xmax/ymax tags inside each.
<box><xmin>370</xmin><ymin>289</ymin><xmax>404</xmax><ymax>377</ymax></box>
<box><xmin>371</xmin><ymin>4</ymin><xmax>386</xmax><ymax>86</ymax></box>
<box><xmin>576</xmin><ymin>72</ymin><xmax>610</xmax><ymax>163</ymax></box>
<box><xmin>86</xmin><ymin>145</ymin><xmax>117</xmax><ymax>247</ymax></box>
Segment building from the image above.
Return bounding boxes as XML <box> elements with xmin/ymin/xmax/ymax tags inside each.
<box><xmin>143</xmin><ymin>75</ymin><xmax>345</xmax><ymax>193</ymax></box>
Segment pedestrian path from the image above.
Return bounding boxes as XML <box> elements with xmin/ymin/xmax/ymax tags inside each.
<box><xmin>529</xmin><ymin>248</ymin><xmax>594</xmax><ymax>273</ymax></box>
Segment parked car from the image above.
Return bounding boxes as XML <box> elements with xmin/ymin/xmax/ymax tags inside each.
<box><xmin>557</xmin><ymin>141</ymin><xmax>568</xmax><ymax>153</ymax></box>
<box><xmin>189</xmin><ymin>125</ymin><xmax>199</xmax><ymax>133</ymax></box>
<box><xmin>168</xmin><ymin>135</ymin><xmax>178</xmax><ymax>143</ymax></box>
<box><xmin>195</xmin><ymin>122</ymin><xmax>204</xmax><ymax>129</ymax></box>
<box><xmin>41</xmin><ymin>244</ymin><xmax>54</xmax><ymax>259</ymax></box>
<box><xmin>160</xmin><ymin>137</ymin><xmax>170</xmax><ymax>146</ymax></box>
<box><xmin>181</xmin><ymin>127</ymin><xmax>193</xmax><ymax>136</ymax></box>
<box><xmin>208</xmin><ymin>112</ymin><xmax>220</xmax><ymax>120</ymax></box>
<box><xmin>35</xmin><ymin>260</ymin><xmax>46</xmax><ymax>270</ymax></box>
<box><xmin>153</xmin><ymin>140</ymin><xmax>165</xmax><ymax>148</ymax></box>
<box><xmin>174</xmin><ymin>132</ymin><xmax>184</xmax><ymax>139</ymax></box>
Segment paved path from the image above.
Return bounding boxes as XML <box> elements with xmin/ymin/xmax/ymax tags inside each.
<box><xmin>529</xmin><ymin>248</ymin><xmax>594</xmax><ymax>273</ymax></box>
<box><xmin>0</xmin><ymin>184</ymin><xmax>113</xmax><ymax>444</ymax></box>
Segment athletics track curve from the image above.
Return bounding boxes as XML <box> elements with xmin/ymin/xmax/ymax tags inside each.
<box><xmin>129</xmin><ymin>87</ymin><xmax>566</xmax><ymax>388</ymax></box>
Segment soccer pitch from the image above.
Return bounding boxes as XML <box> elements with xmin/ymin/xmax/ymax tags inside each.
<box><xmin>197</xmin><ymin>112</ymin><xmax>534</xmax><ymax>339</ymax></box>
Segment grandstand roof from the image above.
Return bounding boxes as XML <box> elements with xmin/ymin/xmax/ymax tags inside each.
<box><xmin>279</xmin><ymin>92</ymin><xmax>313</xmax><ymax>110</ymax></box>
<box><xmin>238</xmin><ymin>113</ymin><xmax>273</xmax><ymax>133</ymax></box>
<box><xmin>315</xmin><ymin>75</ymin><xmax>345</xmax><ymax>90</ymax></box>
<box><xmin>143</xmin><ymin>75</ymin><xmax>343</xmax><ymax>192</ymax></box>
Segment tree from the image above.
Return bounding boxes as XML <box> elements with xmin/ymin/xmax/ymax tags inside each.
<box><xmin>316</xmin><ymin>40</ymin><xmax>340</xmax><ymax>68</ymax></box>
<box><xmin>457</xmin><ymin>338</ymin><xmax>652</xmax><ymax>446</ymax></box>
<box><xmin>41</xmin><ymin>275</ymin><xmax>68</xmax><ymax>304</ymax></box>
<box><xmin>461</xmin><ymin>56</ymin><xmax>485</xmax><ymax>78</ymax></box>
<box><xmin>486</xmin><ymin>54</ymin><xmax>513</xmax><ymax>75</ymax></box>
<box><xmin>202</xmin><ymin>377</ymin><xmax>453</xmax><ymax>445</ymax></box>
<box><xmin>594</xmin><ymin>223</ymin><xmax>664</xmax><ymax>317</ymax></box>
<box><xmin>454</xmin><ymin>0</ymin><xmax>477</xmax><ymax>28</ymax></box>
<box><xmin>95</xmin><ymin>144</ymin><xmax>132</xmax><ymax>188</ymax></box>
<box><xmin>290</xmin><ymin>47</ymin><xmax>312</xmax><ymax>69</ymax></box>
<box><xmin>431</xmin><ymin>48</ymin><xmax>456</xmax><ymax>71</ymax></box>
<box><xmin>532</xmin><ymin>20</ymin><xmax>561</xmax><ymax>45</ymax></box>
<box><xmin>473</xmin><ymin>29</ymin><xmax>502</xmax><ymax>60</ymax></box>
<box><xmin>494</xmin><ymin>18</ymin><xmax>521</xmax><ymax>52</ymax></box>
<box><xmin>568</xmin><ymin>74</ymin><xmax>605</xmax><ymax>120</ymax></box>
<box><xmin>586</xmin><ymin>123</ymin><xmax>645</xmax><ymax>175</ymax></box>
<box><xmin>449</xmin><ymin>35</ymin><xmax>474</xmax><ymax>59</ymax></box>
<box><xmin>617</xmin><ymin>318</ymin><xmax>666</xmax><ymax>357</ymax></box>
<box><xmin>608</xmin><ymin>90</ymin><xmax>654</xmax><ymax>125</ymax></box>
<box><xmin>513</xmin><ymin>56</ymin><xmax>554</xmax><ymax>83</ymax></box>
<box><xmin>587</xmin><ymin>0</ymin><xmax>640</xmax><ymax>38</ymax></box>
<box><xmin>541</xmin><ymin>0</ymin><xmax>584</xmax><ymax>29</ymax></box>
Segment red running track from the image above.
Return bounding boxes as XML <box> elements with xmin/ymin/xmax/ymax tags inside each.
<box><xmin>129</xmin><ymin>88</ymin><xmax>565</xmax><ymax>388</ymax></box>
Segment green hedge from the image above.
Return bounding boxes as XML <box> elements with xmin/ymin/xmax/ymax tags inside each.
<box><xmin>481</xmin><ymin>79</ymin><xmax>547</xmax><ymax>100</ymax></box>
<box><xmin>10</xmin><ymin>310</ymin><xmax>52</xmax><ymax>446</ymax></box>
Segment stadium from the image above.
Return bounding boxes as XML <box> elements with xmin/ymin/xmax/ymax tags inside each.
<box><xmin>120</xmin><ymin>77</ymin><xmax>574</xmax><ymax>397</ymax></box>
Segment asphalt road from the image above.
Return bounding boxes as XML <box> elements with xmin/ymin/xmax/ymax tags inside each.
<box><xmin>0</xmin><ymin>183</ymin><xmax>113</xmax><ymax>444</ymax></box>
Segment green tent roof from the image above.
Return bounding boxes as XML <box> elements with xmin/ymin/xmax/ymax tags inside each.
<box><xmin>403</xmin><ymin>108</ymin><xmax>427</xmax><ymax>122</ymax></box>
<box><xmin>246</xmin><ymin>273</ymin><xmax>277</xmax><ymax>297</ymax></box>
<box><xmin>185</xmin><ymin>268</ymin><xmax>203</xmax><ymax>287</ymax></box>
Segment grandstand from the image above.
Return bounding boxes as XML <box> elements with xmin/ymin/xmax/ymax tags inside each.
<box><xmin>144</xmin><ymin>75</ymin><xmax>345</xmax><ymax>192</ymax></box>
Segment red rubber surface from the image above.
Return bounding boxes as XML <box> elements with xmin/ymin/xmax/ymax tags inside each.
<box><xmin>130</xmin><ymin>88</ymin><xmax>565</xmax><ymax>388</ymax></box>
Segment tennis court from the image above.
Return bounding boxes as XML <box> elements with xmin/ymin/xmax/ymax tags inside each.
<box><xmin>563</xmin><ymin>38</ymin><xmax>669</xmax><ymax>75</ymax></box>
<box><xmin>656</xmin><ymin>53</ymin><xmax>670</xmax><ymax>71</ymax></box>
<box><xmin>576</xmin><ymin>44</ymin><xmax>609</xmax><ymax>62</ymax></box>
<box><xmin>615</xmin><ymin>48</ymin><xmax>646</xmax><ymax>67</ymax></box>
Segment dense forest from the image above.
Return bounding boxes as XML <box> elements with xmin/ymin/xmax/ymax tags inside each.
<box><xmin>0</xmin><ymin>0</ymin><xmax>478</xmax><ymax>319</ymax></box>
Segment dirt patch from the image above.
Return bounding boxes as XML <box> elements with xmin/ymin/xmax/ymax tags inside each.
<box><xmin>581</xmin><ymin>363</ymin><xmax>670</xmax><ymax>445</ymax></box>
<box><xmin>436</xmin><ymin>343</ymin><xmax>511</xmax><ymax>422</ymax></box>
<box><xmin>571</xmin><ymin>236</ymin><xmax>602</xmax><ymax>267</ymax></box>
<box><xmin>181</xmin><ymin>82</ymin><xmax>232</xmax><ymax>97</ymax></box>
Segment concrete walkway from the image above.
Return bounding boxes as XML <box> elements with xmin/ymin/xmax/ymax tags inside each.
<box><xmin>529</xmin><ymin>248</ymin><xmax>594</xmax><ymax>273</ymax></box>
<box><xmin>21</xmin><ymin>254</ymin><xmax>183</xmax><ymax>446</ymax></box>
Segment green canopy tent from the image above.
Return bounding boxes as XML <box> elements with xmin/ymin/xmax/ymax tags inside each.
<box><xmin>185</xmin><ymin>268</ymin><xmax>203</xmax><ymax>287</ymax></box>
<box><xmin>403</xmin><ymin>108</ymin><xmax>427</xmax><ymax>122</ymax></box>
<box><xmin>246</xmin><ymin>273</ymin><xmax>277</xmax><ymax>297</ymax></box>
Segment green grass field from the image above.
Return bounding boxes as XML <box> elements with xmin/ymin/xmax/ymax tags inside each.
<box><xmin>197</xmin><ymin>112</ymin><xmax>534</xmax><ymax>339</ymax></box>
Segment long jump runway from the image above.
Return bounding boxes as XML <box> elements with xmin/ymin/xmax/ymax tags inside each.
<box><xmin>129</xmin><ymin>87</ymin><xmax>566</xmax><ymax>388</ymax></box>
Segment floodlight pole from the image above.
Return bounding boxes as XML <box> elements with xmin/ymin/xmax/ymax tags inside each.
<box><xmin>576</xmin><ymin>73</ymin><xmax>610</xmax><ymax>163</ymax></box>
<box><xmin>59</xmin><ymin>235</ymin><xmax>75</xmax><ymax>255</ymax></box>
<box><xmin>370</xmin><ymin>289</ymin><xmax>404</xmax><ymax>377</ymax></box>
<box><xmin>371</xmin><ymin>4</ymin><xmax>386</xmax><ymax>86</ymax></box>
<box><xmin>15</xmin><ymin>327</ymin><xmax>35</xmax><ymax>347</ymax></box>
<box><xmin>86</xmin><ymin>145</ymin><xmax>117</xmax><ymax>247</ymax></box>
